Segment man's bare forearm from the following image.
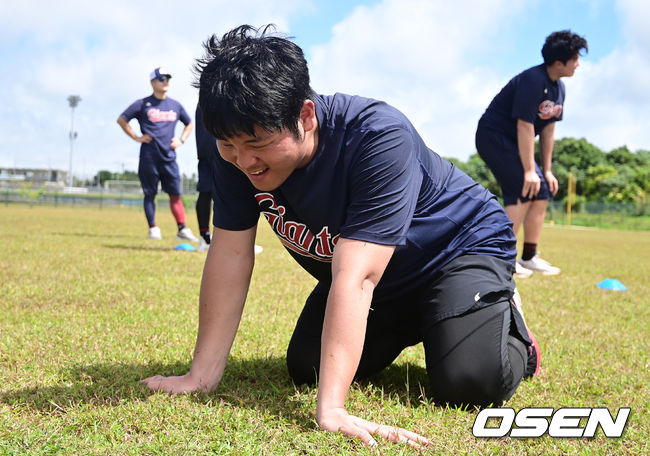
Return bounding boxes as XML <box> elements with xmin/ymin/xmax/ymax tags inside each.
<box><xmin>188</xmin><ymin>227</ymin><xmax>257</xmax><ymax>388</ymax></box>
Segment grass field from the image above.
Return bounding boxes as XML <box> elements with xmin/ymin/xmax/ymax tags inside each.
<box><xmin>1</xmin><ymin>205</ymin><xmax>648</xmax><ymax>455</ymax></box>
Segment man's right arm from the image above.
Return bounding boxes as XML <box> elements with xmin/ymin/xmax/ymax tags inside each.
<box><xmin>117</xmin><ymin>115</ymin><xmax>152</xmax><ymax>144</ymax></box>
<box><xmin>516</xmin><ymin>119</ymin><xmax>540</xmax><ymax>199</ymax></box>
<box><xmin>141</xmin><ymin>225</ymin><xmax>257</xmax><ymax>393</ymax></box>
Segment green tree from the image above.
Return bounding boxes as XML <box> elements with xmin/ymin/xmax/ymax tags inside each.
<box><xmin>583</xmin><ymin>164</ymin><xmax>618</xmax><ymax>201</ymax></box>
<box><xmin>17</xmin><ymin>182</ymin><xmax>46</xmax><ymax>207</ymax></box>
<box><xmin>635</xmin><ymin>149</ymin><xmax>650</xmax><ymax>167</ymax></box>
<box><xmin>94</xmin><ymin>170</ymin><xmax>139</xmax><ymax>186</ymax></box>
<box><xmin>547</xmin><ymin>138</ymin><xmax>605</xmax><ymax>201</ymax></box>
<box><xmin>94</xmin><ymin>170</ymin><xmax>116</xmax><ymax>186</ymax></box>
<box><xmin>447</xmin><ymin>139</ymin><xmax>649</xmax><ymax>208</ymax></box>
<box><xmin>606</xmin><ymin>146</ymin><xmax>636</xmax><ymax>166</ymax></box>
<box><xmin>606</xmin><ymin>167</ymin><xmax>645</xmax><ymax>203</ymax></box>
<box><xmin>121</xmin><ymin>170</ymin><xmax>139</xmax><ymax>181</ymax></box>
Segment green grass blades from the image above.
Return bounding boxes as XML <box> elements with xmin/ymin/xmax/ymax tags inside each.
<box><xmin>0</xmin><ymin>205</ymin><xmax>648</xmax><ymax>455</ymax></box>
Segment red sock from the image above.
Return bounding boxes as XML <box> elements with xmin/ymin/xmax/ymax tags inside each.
<box><xmin>169</xmin><ymin>195</ymin><xmax>185</xmax><ymax>226</ymax></box>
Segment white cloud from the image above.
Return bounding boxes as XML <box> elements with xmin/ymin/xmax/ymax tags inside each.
<box><xmin>308</xmin><ymin>0</ymin><xmax>528</xmax><ymax>159</ymax></box>
<box><xmin>561</xmin><ymin>0</ymin><xmax>650</xmax><ymax>153</ymax></box>
<box><xmin>616</xmin><ymin>0</ymin><xmax>650</xmax><ymax>53</ymax></box>
<box><xmin>0</xmin><ymin>0</ymin><xmax>309</xmax><ymax>177</ymax></box>
<box><xmin>1</xmin><ymin>0</ymin><xmax>649</xmax><ymax>182</ymax></box>
<box><xmin>308</xmin><ymin>0</ymin><xmax>650</xmax><ymax>159</ymax></box>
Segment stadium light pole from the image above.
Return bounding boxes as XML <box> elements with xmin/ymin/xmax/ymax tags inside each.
<box><xmin>67</xmin><ymin>95</ymin><xmax>81</xmax><ymax>187</ymax></box>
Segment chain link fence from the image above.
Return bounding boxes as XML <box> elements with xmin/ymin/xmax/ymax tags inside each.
<box><xmin>1</xmin><ymin>180</ymin><xmax>198</xmax><ymax>210</ymax></box>
<box><xmin>2</xmin><ymin>180</ymin><xmax>648</xmax><ymax>230</ymax></box>
<box><xmin>546</xmin><ymin>201</ymin><xmax>650</xmax><ymax>230</ymax></box>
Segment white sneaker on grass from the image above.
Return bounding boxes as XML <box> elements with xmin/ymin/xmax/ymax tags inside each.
<box><xmin>519</xmin><ymin>254</ymin><xmax>561</xmax><ymax>276</ymax></box>
<box><xmin>177</xmin><ymin>227</ymin><xmax>198</xmax><ymax>242</ymax></box>
<box><xmin>514</xmin><ymin>261</ymin><xmax>533</xmax><ymax>279</ymax></box>
<box><xmin>148</xmin><ymin>226</ymin><xmax>162</xmax><ymax>240</ymax></box>
<box><xmin>197</xmin><ymin>237</ymin><xmax>210</xmax><ymax>252</ymax></box>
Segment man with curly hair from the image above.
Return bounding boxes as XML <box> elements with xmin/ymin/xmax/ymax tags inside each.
<box><xmin>143</xmin><ymin>25</ymin><xmax>540</xmax><ymax>449</ymax></box>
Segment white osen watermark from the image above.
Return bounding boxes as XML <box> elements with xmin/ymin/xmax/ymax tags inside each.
<box><xmin>472</xmin><ymin>407</ymin><xmax>631</xmax><ymax>438</ymax></box>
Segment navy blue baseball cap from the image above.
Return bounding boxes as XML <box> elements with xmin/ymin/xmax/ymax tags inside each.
<box><xmin>149</xmin><ymin>67</ymin><xmax>172</xmax><ymax>81</ymax></box>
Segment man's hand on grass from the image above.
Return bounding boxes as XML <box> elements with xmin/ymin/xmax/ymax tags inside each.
<box><xmin>140</xmin><ymin>373</ymin><xmax>215</xmax><ymax>394</ymax></box>
<box><xmin>317</xmin><ymin>407</ymin><xmax>429</xmax><ymax>449</ymax></box>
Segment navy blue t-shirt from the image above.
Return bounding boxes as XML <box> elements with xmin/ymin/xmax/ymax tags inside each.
<box><xmin>478</xmin><ymin>64</ymin><xmax>565</xmax><ymax>140</ymax></box>
<box><xmin>212</xmin><ymin>93</ymin><xmax>516</xmax><ymax>301</ymax></box>
<box><xmin>120</xmin><ymin>95</ymin><xmax>191</xmax><ymax>162</ymax></box>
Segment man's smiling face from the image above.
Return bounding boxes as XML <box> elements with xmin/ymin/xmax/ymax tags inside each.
<box><xmin>217</xmin><ymin>126</ymin><xmax>313</xmax><ymax>191</ymax></box>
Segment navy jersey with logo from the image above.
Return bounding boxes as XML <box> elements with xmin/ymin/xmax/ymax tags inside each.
<box><xmin>478</xmin><ymin>64</ymin><xmax>565</xmax><ymax>139</ymax></box>
<box><xmin>211</xmin><ymin>93</ymin><xmax>516</xmax><ymax>302</ymax></box>
<box><xmin>121</xmin><ymin>95</ymin><xmax>191</xmax><ymax>162</ymax></box>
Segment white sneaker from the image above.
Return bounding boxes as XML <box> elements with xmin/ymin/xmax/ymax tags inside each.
<box><xmin>254</xmin><ymin>245</ymin><xmax>263</xmax><ymax>254</ymax></box>
<box><xmin>519</xmin><ymin>254</ymin><xmax>561</xmax><ymax>276</ymax></box>
<box><xmin>177</xmin><ymin>227</ymin><xmax>198</xmax><ymax>242</ymax></box>
<box><xmin>197</xmin><ymin>237</ymin><xmax>210</xmax><ymax>252</ymax></box>
<box><xmin>148</xmin><ymin>226</ymin><xmax>162</xmax><ymax>240</ymax></box>
<box><xmin>514</xmin><ymin>261</ymin><xmax>533</xmax><ymax>279</ymax></box>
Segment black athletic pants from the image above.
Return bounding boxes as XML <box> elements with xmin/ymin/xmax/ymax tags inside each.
<box><xmin>195</xmin><ymin>191</ymin><xmax>212</xmax><ymax>230</ymax></box>
<box><xmin>286</xmin><ymin>256</ymin><xmax>529</xmax><ymax>408</ymax></box>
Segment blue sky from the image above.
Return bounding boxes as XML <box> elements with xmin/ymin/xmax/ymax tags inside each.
<box><xmin>1</xmin><ymin>0</ymin><xmax>648</xmax><ymax>180</ymax></box>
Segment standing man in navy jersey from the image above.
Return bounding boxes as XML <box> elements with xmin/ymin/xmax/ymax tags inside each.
<box><xmin>476</xmin><ymin>30</ymin><xmax>588</xmax><ymax>278</ymax></box>
<box><xmin>118</xmin><ymin>67</ymin><xmax>198</xmax><ymax>242</ymax></box>
<box><xmin>142</xmin><ymin>26</ymin><xmax>540</xmax><ymax>449</ymax></box>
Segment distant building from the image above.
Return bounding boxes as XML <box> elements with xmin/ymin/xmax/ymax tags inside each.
<box><xmin>0</xmin><ymin>167</ymin><xmax>67</xmax><ymax>188</ymax></box>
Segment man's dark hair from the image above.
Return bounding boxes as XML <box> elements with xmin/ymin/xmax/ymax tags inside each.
<box><xmin>193</xmin><ymin>24</ymin><xmax>314</xmax><ymax>140</ymax></box>
<box><xmin>541</xmin><ymin>30</ymin><xmax>588</xmax><ymax>65</ymax></box>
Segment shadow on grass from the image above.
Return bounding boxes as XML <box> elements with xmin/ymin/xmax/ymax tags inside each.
<box><xmin>363</xmin><ymin>363</ymin><xmax>432</xmax><ymax>403</ymax></box>
<box><xmin>48</xmin><ymin>231</ymin><xmax>176</xmax><ymax>251</ymax></box>
<box><xmin>0</xmin><ymin>361</ymin><xmax>186</xmax><ymax>412</ymax></box>
<box><xmin>0</xmin><ymin>357</ymin><xmax>433</xmax><ymax>424</ymax></box>
<box><xmin>103</xmin><ymin>244</ymin><xmax>180</xmax><ymax>252</ymax></box>
<box><xmin>51</xmin><ymin>231</ymin><xmax>132</xmax><ymax>240</ymax></box>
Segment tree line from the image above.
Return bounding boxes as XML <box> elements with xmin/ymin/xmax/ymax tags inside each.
<box><xmin>447</xmin><ymin>138</ymin><xmax>649</xmax><ymax>207</ymax></box>
<box><xmin>92</xmin><ymin>137</ymin><xmax>649</xmax><ymax>207</ymax></box>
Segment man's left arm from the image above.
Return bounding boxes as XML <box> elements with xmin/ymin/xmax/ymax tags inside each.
<box><xmin>316</xmin><ymin>237</ymin><xmax>429</xmax><ymax>448</ymax></box>
<box><xmin>539</xmin><ymin>122</ymin><xmax>558</xmax><ymax>195</ymax></box>
<box><xmin>171</xmin><ymin>121</ymin><xmax>194</xmax><ymax>150</ymax></box>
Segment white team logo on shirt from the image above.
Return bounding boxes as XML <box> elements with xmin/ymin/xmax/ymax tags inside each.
<box><xmin>255</xmin><ymin>192</ymin><xmax>339</xmax><ymax>262</ymax></box>
<box><xmin>147</xmin><ymin>108</ymin><xmax>178</xmax><ymax>122</ymax></box>
<box><xmin>538</xmin><ymin>100</ymin><xmax>562</xmax><ymax>120</ymax></box>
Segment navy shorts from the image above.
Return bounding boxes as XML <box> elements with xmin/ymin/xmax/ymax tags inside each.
<box><xmin>475</xmin><ymin>126</ymin><xmax>552</xmax><ymax>206</ymax></box>
<box><xmin>196</xmin><ymin>156</ymin><xmax>216</xmax><ymax>193</ymax></box>
<box><xmin>138</xmin><ymin>158</ymin><xmax>182</xmax><ymax>196</ymax></box>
